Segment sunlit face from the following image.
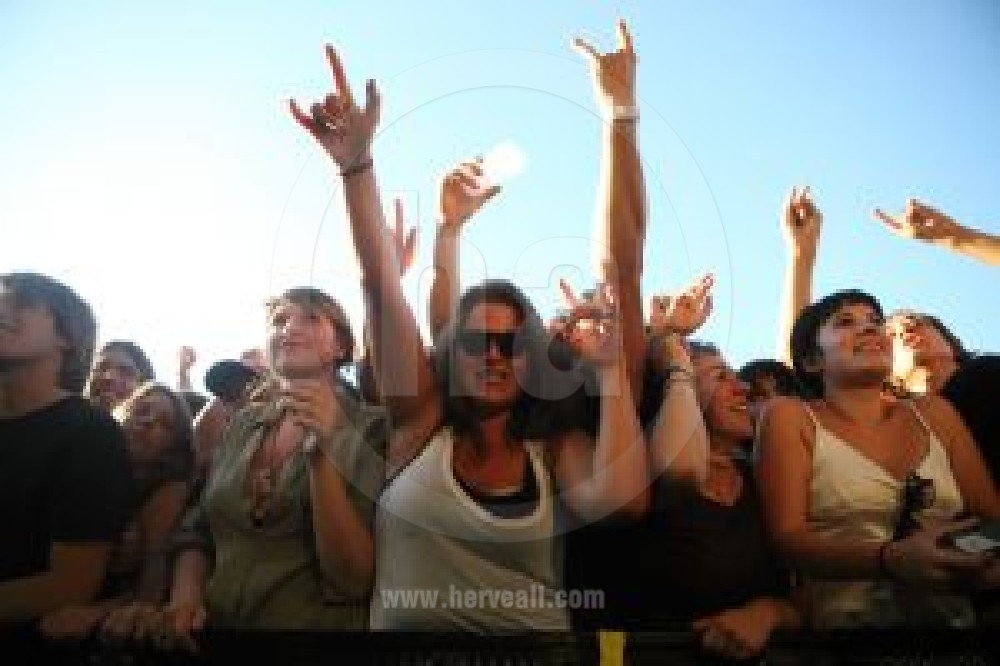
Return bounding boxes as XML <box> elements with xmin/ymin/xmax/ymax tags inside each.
<box><xmin>89</xmin><ymin>348</ymin><xmax>143</xmax><ymax>410</ymax></box>
<box><xmin>693</xmin><ymin>352</ymin><xmax>753</xmax><ymax>443</ymax></box>
<box><xmin>813</xmin><ymin>302</ymin><xmax>890</xmax><ymax>385</ymax></box>
<box><xmin>454</xmin><ymin>302</ymin><xmax>528</xmax><ymax>408</ymax></box>
<box><xmin>123</xmin><ymin>391</ymin><xmax>180</xmax><ymax>466</ymax></box>
<box><xmin>267</xmin><ymin>301</ymin><xmax>344</xmax><ymax>377</ymax></box>
<box><xmin>887</xmin><ymin>313</ymin><xmax>955</xmax><ymax>378</ymax></box>
<box><xmin>0</xmin><ymin>286</ymin><xmax>65</xmax><ymax>372</ymax></box>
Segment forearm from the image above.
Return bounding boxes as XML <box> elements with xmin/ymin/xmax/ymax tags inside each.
<box><xmin>748</xmin><ymin>596</ymin><xmax>802</xmax><ymax>632</ymax></box>
<box><xmin>0</xmin><ymin>574</ymin><xmax>93</xmax><ymax>623</ymax></box>
<box><xmin>343</xmin><ymin>163</ymin><xmax>433</xmax><ymax>417</ymax></box>
<box><xmin>307</xmin><ymin>450</ymin><xmax>374</xmax><ymax>598</ymax></box>
<box><xmin>942</xmin><ymin>224</ymin><xmax>1000</xmax><ymax>267</ymax></box>
<box><xmin>176</xmin><ymin>371</ymin><xmax>193</xmax><ymax>394</ymax></box>
<box><xmin>776</xmin><ymin>530</ymin><xmax>884</xmax><ymax>581</ymax></box>
<box><xmin>169</xmin><ymin>549</ymin><xmax>209</xmax><ymax>606</ymax></box>
<box><xmin>429</xmin><ymin>226</ymin><xmax>461</xmax><ymax>343</ymax></box>
<box><xmin>592</xmin><ymin>362</ymin><xmax>648</xmax><ymax>516</ymax></box>
<box><xmin>777</xmin><ymin>252</ymin><xmax>815</xmax><ymax>365</ymax></box>
<box><xmin>649</xmin><ymin>375</ymin><xmax>709</xmax><ymax>485</ymax></box>
<box><xmin>600</xmin><ymin>118</ymin><xmax>646</xmax><ymax>399</ymax></box>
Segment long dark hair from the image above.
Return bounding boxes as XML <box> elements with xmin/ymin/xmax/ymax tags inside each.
<box><xmin>433</xmin><ymin>280</ymin><xmax>589</xmax><ymax>452</ymax></box>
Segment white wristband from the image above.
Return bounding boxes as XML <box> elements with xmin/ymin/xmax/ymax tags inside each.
<box><xmin>611</xmin><ymin>104</ymin><xmax>639</xmax><ymax>120</ymax></box>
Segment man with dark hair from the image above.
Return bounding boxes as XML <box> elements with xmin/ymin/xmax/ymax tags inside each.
<box><xmin>0</xmin><ymin>272</ymin><xmax>133</xmax><ymax>631</ymax></box>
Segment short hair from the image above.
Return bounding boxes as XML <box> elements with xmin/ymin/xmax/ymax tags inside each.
<box><xmin>790</xmin><ymin>289</ymin><xmax>884</xmax><ymax>398</ymax></box>
<box><xmin>739</xmin><ymin>359</ymin><xmax>801</xmax><ymax>397</ymax></box>
<box><xmin>98</xmin><ymin>340</ymin><xmax>156</xmax><ymax>382</ymax></box>
<box><xmin>0</xmin><ymin>272</ymin><xmax>97</xmax><ymax>393</ymax></box>
<box><xmin>266</xmin><ymin>287</ymin><xmax>354</xmax><ymax>366</ymax></box>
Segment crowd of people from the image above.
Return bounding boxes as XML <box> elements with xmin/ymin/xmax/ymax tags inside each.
<box><xmin>2</xmin><ymin>19</ymin><xmax>999</xmax><ymax>663</ymax></box>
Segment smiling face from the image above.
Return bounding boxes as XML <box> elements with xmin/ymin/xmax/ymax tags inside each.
<box><xmin>693</xmin><ymin>351</ymin><xmax>753</xmax><ymax>444</ymax></box>
<box><xmin>267</xmin><ymin>300</ymin><xmax>345</xmax><ymax>378</ymax></box>
<box><xmin>122</xmin><ymin>389</ymin><xmax>181</xmax><ymax>466</ymax></box>
<box><xmin>812</xmin><ymin>301</ymin><xmax>891</xmax><ymax>388</ymax></box>
<box><xmin>887</xmin><ymin>313</ymin><xmax>957</xmax><ymax>379</ymax></box>
<box><xmin>454</xmin><ymin>301</ymin><xmax>529</xmax><ymax>408</ymax></box>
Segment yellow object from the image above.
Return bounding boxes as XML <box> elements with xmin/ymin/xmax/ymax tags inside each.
<box><xmin>598</xmin><ymin>630</ymin><xmax>626</xmax><ymax>666</ymax></box>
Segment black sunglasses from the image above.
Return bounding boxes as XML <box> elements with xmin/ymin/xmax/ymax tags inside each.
<box><xmin>893</xmin><ymin>472</ymin><xmax>935</xmax><ymax>541</ymax></box>
<box><xmin>456</xmin><ymin>330</ymin><xmax>527</xmax><ymax>358</ymax></box>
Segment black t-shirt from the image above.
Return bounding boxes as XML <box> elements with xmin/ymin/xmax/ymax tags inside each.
<box><xmin>566</xmin><ymin>460</ymin><xmax>788</xmax><ymax>631</ymax></box>
<box><xmin>942</xmin><ymin>355</ymin><xmax>1000</xmax><ymax>484</ymax></box>
<box><xmin>0</xmin><ymin>396</ymin><xmax>134</xmax><ymax>583</ymax></box>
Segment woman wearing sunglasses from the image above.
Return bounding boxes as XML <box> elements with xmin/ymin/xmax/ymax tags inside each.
<box><xmin>290</xmin><ymin>30</ymin><xmax>648</xmax><ymax>636</ymax></box>
<box><xmin>756</xmin><ymin>289</ymin><xmax>1000</xmax><ymax>630</ymax></box>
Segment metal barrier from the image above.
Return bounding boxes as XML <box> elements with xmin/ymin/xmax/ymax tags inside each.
<box><xmin>4</xmin><ymin>626</ymin><xmax>998</xmax><ymax>665</ymax></box>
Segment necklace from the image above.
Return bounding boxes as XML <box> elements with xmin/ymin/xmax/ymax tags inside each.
<box><xmin>250</xmin><ymin>422</ymin><xmax>284</xmax><ymax>528</ymax></box>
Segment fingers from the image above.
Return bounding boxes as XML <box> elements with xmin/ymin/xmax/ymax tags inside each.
<box><xmin>617</xmin><ymin>19</ymin><xmax>634</xmax><ymax>54</ymax></box>
<box><xmin>289</xmin><ymin>98</ymin><xmax>323</xmax><ymax>138</ymax></box>
<box><xmin>325</xmin><ymin>44</ymin><xmax>354</xmax><ymax>106</ymax></box>
<box><xmin>365</xmin><ymin>78</ymin><xmax>381</xmax><ymax>127</ymax></box>
<box><xmin>558</xmin><ymin>278</ymin><xmax>580</xmax><ymax>310</ymax></box>
<box><xmin>872</xmin><ymin>208</ymin><xmax>902</xmax><ymax>230</ymax></box>
<box><xmin>393</xmin><ymin>197</ymin><xmax>405</xmax><ymax>241</ymax></box>
<box><xmin>571</xmin><ymin>36</ymin><xmax>600</xmax><ymax>61</ymax></box>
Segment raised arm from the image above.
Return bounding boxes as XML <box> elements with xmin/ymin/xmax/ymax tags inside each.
<box><xmin>646</xmin><ymin>278</ymin><xmax>714</xmax><ymax>484</ymax></box>
<box><xmin>290</xmin><ymin>46</ymin><xmax>439</xmax><ymax>447</ymax></box>
<box><xmin>573</xmin><ymin>19</ymin><xmax>646</xmax><ymax>401</ymax></box>
<box><xmin>873</xmin><ymin>198</ymin><xmax>1000</xmax><ymax>267</ymax></box>
<box><xmin>777</xmin><ymin>186</ymin><xmax>822</xmax><ymax>365</ymax></box>
<box><xmin>555</xmin><ymin>283</ymin><xmax>649</xmax><ymax>521</ymax></box>
<box><xmin>428</xmin><ymin>160</ymin><xmax>500</xmax><ymax>343</ymax></box>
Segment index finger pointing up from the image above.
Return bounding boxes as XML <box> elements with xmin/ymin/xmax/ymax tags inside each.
<box><xmin>325</xmin><ymin>44</ymin><xmax>355</xmax><ymax>106</ymax></box>
<box><xmin>617</xmin><ymin>19</ymin><xmax>634</xmax><ymax>53</ymax></box>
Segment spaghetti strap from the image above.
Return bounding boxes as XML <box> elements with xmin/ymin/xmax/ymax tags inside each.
<box><xmin>800</xmin><ymin>401</ymin><xmax>819</xmax><ymax>425</ymax></box>
<box><xmin>906</xmin><ymin>400</ymin><xmax>935</xmax><ymax>436</ymax></box>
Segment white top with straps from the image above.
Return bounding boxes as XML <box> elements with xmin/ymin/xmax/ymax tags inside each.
<box><xmin>802</xmin><ymin>401</ymin><xmax>974</xmax><ymax>629</ymax></box>
<box><xmin>369</xmin><ymin>427</ymin><xmax>570</xmax><ymax>632</ymax></box>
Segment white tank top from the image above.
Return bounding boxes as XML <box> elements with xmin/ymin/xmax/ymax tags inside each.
<box><xmin>802</xmin><ymin>401</ymin><xmax>974</xmax><ymax>629</ymax></box>
<box><xmin>369</xmin><ymin>427</ymin><xmax>570</xmax><ymax>632</ymax></box>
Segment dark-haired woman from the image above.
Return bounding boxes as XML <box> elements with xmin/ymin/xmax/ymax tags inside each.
<box><xmin>86</xmin><ymin>340</ymin><xmax>156</xmax><ymax>412</ymax></box>
<box><xmin>757</xmin><ymin>289</ymin><xmax>1000</xmax><ymax>629</ymax></box>
<box><xmin>290</xmin><ymin>32</ymin><xmax>648</xmax><ymax>634</ymax></box>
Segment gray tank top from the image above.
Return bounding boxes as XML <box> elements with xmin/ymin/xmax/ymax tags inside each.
<box><xmin>370</xmin><ymin>427</ymin><xmax>570</xmax><ymax>632</ymax></box>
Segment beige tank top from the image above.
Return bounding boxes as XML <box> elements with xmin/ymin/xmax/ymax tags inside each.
<box><xmin>802</xmin><ymin>401</ymin><xmax>974</xmax><ymax>629</ymax></box>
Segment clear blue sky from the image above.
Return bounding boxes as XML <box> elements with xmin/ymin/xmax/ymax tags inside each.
<box><xmin>2</xmin><ymin>0</ymin><xmax>998</xmax><ymax>390</ymax></box>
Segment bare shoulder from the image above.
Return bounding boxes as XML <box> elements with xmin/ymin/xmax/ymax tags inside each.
<box><xmin>756</xmin><ymin>396</ymin><xmax>816</xmax><ymax>455</ymax></box>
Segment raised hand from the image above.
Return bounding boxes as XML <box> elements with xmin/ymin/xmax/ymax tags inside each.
<box><xmin>558</xmin><ymin>280</ymin><xmax>622</xmax><ymax>368</ymax></box>
<box><xmin>438</xmin><ymin>158</ymin><xmax>501</xmax><ymax>228</ymax></box>
<box><xmin>648</xmin><ymin>273</ymin><xmax>714</xmax><ymax>338</ymax></box>
<box><xmin>178</xmin><ymin>346</ymin><xmax>196</xmax><ymax>373</ymax></box>
<box><xmin>782</xmin><ymin>185</ymin><xmax>822</xmax><ymax>257</ymax></box>
<box><xmin>872</xmin><ymin>198</ymin><xmax>963</xmax><ymax>244</ymax></box>
<box><xmin>290</xmin><ymin>45</ymin><xmax>381</xmax><ymax>169</ymax></box>
<box><xmin>572</xmin><ymin>19</ymin><xmax>637</xmax><ymax>112</ymax></box>
<box><xmin>387</xmin><ymin>197</ymin><xmax>418</xmax><ymax>276</ymax></box>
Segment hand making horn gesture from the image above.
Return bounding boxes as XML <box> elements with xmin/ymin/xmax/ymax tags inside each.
<box><xmin>572</xmin><ymin>19</ymin><xmax>637</xmax><ymax>115</ymax></box>
<box><xmin>649</xmin><ymin>273</ymin><xmax>715</xmax><ymax>339</ymax></box>
<box><xmin>290</xmin><ymin>44</ymin><xmax>381</xmax><ymax>171</ymax></box>
<box><xmin>438</xmin><ymin>157</ymin><xmax>502</xmax><ymax>228</ymax></box>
